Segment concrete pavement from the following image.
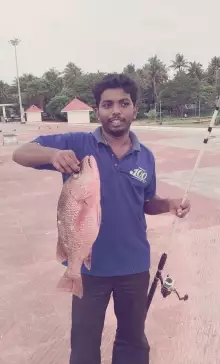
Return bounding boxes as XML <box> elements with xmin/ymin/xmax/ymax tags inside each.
<box><xmin>0</xmin><ymin>122</ymin><xmax>220</xmax><ymax>364</ymax></box>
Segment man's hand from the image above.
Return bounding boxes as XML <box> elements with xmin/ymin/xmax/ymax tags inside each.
<box><xmin>51</xmin><ymin>150</ymin><xmax>80</xmax><ymax>174</ymax></box>
<box><xmin>168</xmin><ymin>198</ymin><xmax>191</xmax><ymax>218</ymax></box>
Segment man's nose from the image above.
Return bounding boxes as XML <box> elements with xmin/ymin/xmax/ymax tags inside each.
<box><xmin>112</xmin><ymin>103</ymin><xmax>121</xmax><ymax>114</ymax></box>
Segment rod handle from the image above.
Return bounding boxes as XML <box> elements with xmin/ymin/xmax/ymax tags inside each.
<box><xmin>158</xmin><ymin>253</ymin><xmax>167</xmax><ymax>270</ymax></box>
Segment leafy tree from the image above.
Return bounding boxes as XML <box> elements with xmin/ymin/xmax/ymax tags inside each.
<box><xmin>170</xmin><ymin>53</ymin><xmax>188</xmax><ymax>73</ymax></box>
<box><xmin>18</xmin><ymin>78</ymin><xmax>49</xmax><ymax>109</ymax></box>
<box><xmin>123</xmin><ymin>64</ymin><xmax>136</xmax><ymax>76</ymax></box>
<box><xmin>141</xmin><ymin>56</ymin><xmax>168</xmax><ymax>109</ymax></box>
<box><xmin>43</xmin><ymin>68</ymin><xmax>63</xmax><ymax>98</ymax></box>
<box><xmin>63</xmin><ymin>62</ymin><xmax>82</xmax><ymax>91</ymax></box>
<box><xmin>161</xmin><ymin>72</ymin><xmax>199</xmax><ymax>116</ymax></box>
<box><xmin>207</xmin><ymin>57</ymin><xmax>220</xmax><ymax>92</ymax></box>
<box><xmin>2</xmin><ymin>52</ymin><xmax>220</xmax><ymax>120</ymax></box>
<box><xmin>187</xmin><ymin>62</ymin><xmax>204</xmax><ymax>80</ymax></box>
<box><xmin>46</xmin><ymin>95</ymin><xmax>70</xmax><ymax>118</ymax></box>
<box><xmin>0</xmin><ymin>81</ymin><xmax>10</xmax><ymax>102</ymax></box>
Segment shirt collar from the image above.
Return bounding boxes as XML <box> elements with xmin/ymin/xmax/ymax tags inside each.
<box><xmin>92</xmin><ymin>126</ymin><xmax>140</xmax><ymax>152</ymax></box>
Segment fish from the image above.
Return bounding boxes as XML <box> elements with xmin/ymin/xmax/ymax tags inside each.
<box><xmin>56</xmin><ymin>155</ymin><xmax>101</xmax><ymax>298</ymax></box>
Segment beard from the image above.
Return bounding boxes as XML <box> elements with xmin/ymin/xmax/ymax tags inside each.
<box><xmin>101</xmin><ymin>117</ymin><xmax>132</xmax><ymax>137</ymax></box>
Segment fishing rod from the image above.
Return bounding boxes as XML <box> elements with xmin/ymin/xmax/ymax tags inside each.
<box><xmin>146</xmin><ymin>95</ymin><xmax>220</xmax><ymax>313</ymax></box>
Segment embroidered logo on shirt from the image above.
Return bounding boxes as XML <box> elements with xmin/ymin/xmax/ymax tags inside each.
<box><xmin>129</xmin><ymin>167</ymin><xmax>147</xmax><ymax>183</ymax></box>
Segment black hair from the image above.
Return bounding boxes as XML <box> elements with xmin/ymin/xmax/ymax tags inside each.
<box><xmin>93</xmin><ymin>73</ymin><xmax>138</xmax><ymax>106</ymax></box>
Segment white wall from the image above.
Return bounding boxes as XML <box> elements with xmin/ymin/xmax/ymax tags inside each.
<box><xmin>67</xmin><ymin>111</ymin><xmax>90</xmax><ymax>124</ymax></box>
<box><xmin>26</xmin><ymin>112</ymin><xmax>42</xmax><ymax>122</ymax></box>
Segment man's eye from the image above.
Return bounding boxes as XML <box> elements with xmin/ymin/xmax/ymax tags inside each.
<box><xmin>102</xmin><ymin>102</ymin><xmax>112</xmax><ymax>108</ymax></box>
<box><xmin>121</xmin><ymin>101</ymin><xmax>130</xmax><ymax>107</ymax></box>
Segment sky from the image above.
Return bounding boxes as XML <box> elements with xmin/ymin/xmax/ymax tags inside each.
<box><xmin>0</xmin><ymin>0</ymin><xmax>219</xmax><ymax>84</ymax></box>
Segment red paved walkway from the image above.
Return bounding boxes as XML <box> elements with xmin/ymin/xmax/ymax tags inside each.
<box><xmin>0</xmin><ymin>124</ymin><xmax>220</xmax><ymax>364</ymax></box>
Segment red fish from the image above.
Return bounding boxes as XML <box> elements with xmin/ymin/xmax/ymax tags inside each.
<box><xmin>56</xmin><ymin>155</ymin><xmax>101</xmax><ymax>298</ymax></box>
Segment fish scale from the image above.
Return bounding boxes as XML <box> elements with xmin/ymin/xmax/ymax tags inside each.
<box><xmin>56</xmin><ymin>155</ymin><xmax>101</xmax><ymax>298</ymax></box>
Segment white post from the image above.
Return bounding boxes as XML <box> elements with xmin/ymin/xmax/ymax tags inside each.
<box><xmin>159</xmin><ymin>100</ymin><xmax>162</xmax><ymax>124</ymax></box>
<box><xmin>9</xmin><ymin>38</ymin><xmax>25</xmax><ymax>124</ymax></box>
<box><xmin>2</xmin><ymin>105</ymin><xmax>6</xmax><ymax>118</ymax></box>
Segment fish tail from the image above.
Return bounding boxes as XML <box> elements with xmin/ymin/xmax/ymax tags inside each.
<box><xmin>57</xmin><ymin>273</ymin><xmax>84</xmax><ymax>298</ymax></box>
<box><xmin>73</xmin><ymin>275</ymin><xmax>84</xmax><ymax>298</ymax></box>
<box><xmin>83</xmin><ymin>251</ymin><xmax>92</xmax><ymax>270</ymax></box>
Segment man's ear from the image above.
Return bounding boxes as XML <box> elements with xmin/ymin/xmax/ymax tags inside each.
<box><xmin>94</xmin><ymin>106</ymin><xmax>100</xmax><ymax>122</ymax></box>
<box><xmin>133</xmin><ymin>105</ymin><xmax>138</xmax><ymax>120</ymax></box>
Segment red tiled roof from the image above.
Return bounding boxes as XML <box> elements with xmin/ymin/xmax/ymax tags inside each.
<box><xmin>25</xmin><ymin>105</ymin><xmax>43</xmax><ymax>113</ymax></box>
<box><xmin>62</xmin><ymin>98</ymin><xmax>93</xmax><ymax>112</ymax></box>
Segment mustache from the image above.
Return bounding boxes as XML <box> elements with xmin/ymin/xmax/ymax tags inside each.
<box><xmin>108</xmin><ymin>116</ymin><xmax>125</xmax><ymax>122</ymax></box>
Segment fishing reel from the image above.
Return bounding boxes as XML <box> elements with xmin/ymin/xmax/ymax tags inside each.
<box><xmin>160</xmin><ymin>274</ymin><xmax>188</xmax><ymax>301</ymax></box>
<box><xmin>146</xmin><ymin>253</ymin><xmax>188</xmax><ymax>313</ymax></box>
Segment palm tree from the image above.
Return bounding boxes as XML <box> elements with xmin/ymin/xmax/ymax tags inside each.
<box><xmin>142</xmin><ymin>55</ymin><xmax>168</xmax><ymax>109</ymax></box>
<box><xmin>187</xmin><ymin>61</ymin><xmax>204</xmax><ymax>80</ymax></box>
<box><xmin>43</xmin><ymin>68</ymin><xmax>63</xmax><ymax>98</ymax></box>
<box><xmin>63</xmin><ymin>62</ymin><xmax>82</xmax><ymax>90</ymax></box>
<box><xmin>207</xmin><ymin>56</ymin><xmax>220</xmax><ymax>86</ymax></box>
<box><xmin>170</xmin><ymin>53</ymin><xmax>188</xmax><ymax>73</ymax></box>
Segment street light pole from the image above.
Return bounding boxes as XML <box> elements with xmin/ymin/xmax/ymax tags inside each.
<box><xmin>9</xmin><ymin>38</ymin><xmax>25</xmax><ymax>123</ymax></box>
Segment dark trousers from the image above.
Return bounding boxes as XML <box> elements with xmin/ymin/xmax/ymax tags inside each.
<box><xmin>69</xmin><ymin>271</ymin><xmax>150</xmax><ymax>364</ymax></box>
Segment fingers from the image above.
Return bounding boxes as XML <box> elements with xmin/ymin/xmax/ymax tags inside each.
<box><xmin>52</xmin><ymin>150</ymin><xmax>80</xmax><ymax>174</ymax></box>
<box><xmin>177</xmin><ymin>200</ymin><xmax>191</xmax><ymax>218</ymax></box>
<box><xmin>59</xmin><ymin>155</ymin><xmax>79</xmax><ymax>174</ymax></box>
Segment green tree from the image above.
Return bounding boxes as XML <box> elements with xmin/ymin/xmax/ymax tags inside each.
<box><xmin>142</xmin><ymin>56</ymin><xmax>168</xmax><ymax>109</ymax></box>
<box><xmin>123</xmin><ymin>64</ymin><xmax>136</xmax><ymax>76</ymax></box>
<box><xmin>161</xmin><ymin>72</ymin><xmax>199</xmax><ymax>116</ymax></box>
<box><xmin>0</xmin><ymin>81</ymin><xmax>10</xmax><ymax>102</ymax></box>
<box><xmin>63</xmin><ymin>72</ymin><xmax>106</xmax><ymax>106</ymax></box>
<box><xmin>187</xmin><ymin>61</ymin><xmax>204</xmax><ymax>80</ymax></box>
<box><xmin>22</xmin><ymin>78</ymin><xmax>49</xmax><ymax>109</ymax></box>
<box><xmin>170</xmin><ymin>53</ymin><xmax>188</xmax><ymax>73</ymax></box>
<box><xmin>207</xmin><ymin>56</ymin><xmax>220</xmax><ymax>88</ymax></box>
<box><xmin>63</xmin><ymin>62</ymin><xmax>82</xmax><ymax>91</ymax></box>
<box><xmin>46</xmin><ymin>95</ymin><xmax>70</xmax><ymax>118</ymax></box>
<box><xmin>43</xmin><ymin>68</ymin><xmax>63</xmax><ymax>98</ymax></box>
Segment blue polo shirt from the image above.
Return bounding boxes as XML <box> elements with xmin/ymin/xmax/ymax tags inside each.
<box><xmin>32</xmin><ymin>127</ymin><xmax>156</xmax><ymax>277</ymax></box>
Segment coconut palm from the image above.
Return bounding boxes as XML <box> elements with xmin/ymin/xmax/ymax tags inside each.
<box><xmin>170</xmin><ymin>53</ymin><xmax>188</xmax><ymax>73</ymax></box>
<box><xmin>207</xmin><ymin>56</ymin><xmax>220</xmax><ymax>86</ymax></box>
<box><xmin>142</xmin><ymin>55</ymin><xmax>168</xmax><ymax>108</ymax></box>
<box><xmin>187</xmin><ymin>61</ymin><xmax>204</xmax><ymax>80</ymax></box>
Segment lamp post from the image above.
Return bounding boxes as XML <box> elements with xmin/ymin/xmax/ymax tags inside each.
<box><xmin>9</xmin><ymin>38</ymin><xmax>25</xmax><ymax>123</ymax></box>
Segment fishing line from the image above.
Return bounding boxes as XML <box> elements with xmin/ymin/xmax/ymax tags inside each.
<box><xmin>147</xmin><ymin>95</ymin><xmax>220</xmax><ymax>312</ymax></box>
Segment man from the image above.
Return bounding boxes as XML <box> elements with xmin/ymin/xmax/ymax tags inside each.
<box><xmin>12</xmin><ymin>73</ymin><xmax>190</xmax><ymax>364</ymax></box>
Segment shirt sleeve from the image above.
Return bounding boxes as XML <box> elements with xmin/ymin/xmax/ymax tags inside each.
<box><xmin>144</xmin><ymin>152</ymin><xmax>156</xmax><ymax>201</ymax></box>
<box><xmin>30</xmin><ymin>132</ymin><xmax>85</xmax><ymax>171</ymax></box>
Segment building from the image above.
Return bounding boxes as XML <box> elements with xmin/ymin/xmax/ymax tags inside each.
<box><xmin>25</xmin><ymin>105</ymin><xmax>43</xmax><ymax>123</ymax></box>
<box><xmin>61</xmin><ymin>97</ymin><xmax>93</xmax><ymax>124</ymax></box>
<box><xmin>0</xmin><ymin>103</ymin><xmax>16</xmax><ymax>122</ymax></box>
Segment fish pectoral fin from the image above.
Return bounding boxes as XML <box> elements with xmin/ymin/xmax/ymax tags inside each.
<box><xmin>84</xmin><ymin>195</ymin><xmax>95</xmax><ymax>208</ymax></box>
<box><xmin>84</xmin><ymin>251</ymin><xmax>92</xmax><ymax>270</ymax></box>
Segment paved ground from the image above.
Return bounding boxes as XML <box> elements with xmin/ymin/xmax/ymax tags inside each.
<box><xmin>0</xmin><ymin>122</ymin><xmax>220</xmax><ymax>364</ymax></box>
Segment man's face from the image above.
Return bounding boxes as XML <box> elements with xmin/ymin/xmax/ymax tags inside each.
<box><xmin>96</xmin><ymin>88</ymin><xmax>137</xmax><ymax>137</ymax></box>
